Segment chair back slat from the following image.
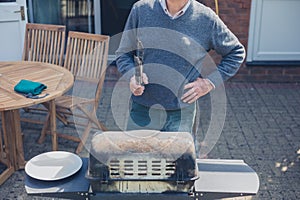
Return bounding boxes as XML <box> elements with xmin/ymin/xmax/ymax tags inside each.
<box><xmin>22</xmin><ymin>23</ymin><xmax>66</xmax><ymax>66</ymax></box>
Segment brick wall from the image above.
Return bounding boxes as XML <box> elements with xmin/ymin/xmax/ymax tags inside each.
<box><xmin>200</xmin><ymin>0</ymin><xmax>300</xmax><ymax>83</ymax></box>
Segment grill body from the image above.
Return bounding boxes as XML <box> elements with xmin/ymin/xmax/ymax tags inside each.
<box><xmin>87</xmin><ymin>130</ymin><xmax>198</xmax><ymax>194</ymax></box>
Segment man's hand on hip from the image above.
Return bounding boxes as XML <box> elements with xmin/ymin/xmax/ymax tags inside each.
<box><xmin>181</xmin><ymin>78</ymin><xmax>214</xmax><ymax>103</ymax></box>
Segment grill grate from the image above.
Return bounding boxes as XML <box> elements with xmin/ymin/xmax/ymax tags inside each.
<box><xmin>108</xmin><ymin>159</ymin><xmax>176</xmax><ymax>179</ymax></box>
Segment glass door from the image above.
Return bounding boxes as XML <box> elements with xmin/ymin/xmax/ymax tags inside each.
<box><xmin>27</xmin><ymin>0</ymin><xmax>138</xmax><ymax>58</ymax></box>
<box><xmin>99</xmin><ymin>0</ymin><xmax>137</xmax><ymax>36</ymax></box>
<box><xmin>95</xmin><ymin>0</ymin><xmax>138</xmax><ymax>59</ymax></box>
<box><xmin>63</xmin><ymin>0</ymin><xmax>94</xmax><ymax>33</ymax></box>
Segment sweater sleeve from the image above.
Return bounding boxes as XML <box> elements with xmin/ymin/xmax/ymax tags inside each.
<box><xmin>115</xmin><ymin>5</ymin><xmax>138</xmax><ymax>78</ymax></box>
<box><xmin>207</xmin><ymin>14</ymin><xmax>246</xmax><ymax>87</ymax></box>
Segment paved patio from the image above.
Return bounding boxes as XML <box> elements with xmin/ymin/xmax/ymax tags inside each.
<box><xmin>0</xmin><ymin>71</ymin><xmax>299</xmax><ymax>199</ymax></box>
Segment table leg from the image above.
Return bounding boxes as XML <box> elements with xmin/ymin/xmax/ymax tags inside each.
<box><xmin>0</xmin><ymin>110</ymin><xmax>25</xmax><ymax>185</ymax></box>
<box><xmin>49</xmin><ymin>100</ymin><xmax>57</xmax><ymax>151</ymax></box>
<box><xmin>0</xmin><ymin>112</ymin><xmax>15</xmax><ymax>185</ymax></box>
<box><xmin>14</xmin><ymin>110</ymin><xmax>25</xmax><ymax>169</ymax></box>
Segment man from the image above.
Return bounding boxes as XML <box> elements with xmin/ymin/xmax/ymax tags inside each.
<box><xmin>116</xmin><ymin>0</ymin><xmax>245</xmax><ymax>133</ymax></box>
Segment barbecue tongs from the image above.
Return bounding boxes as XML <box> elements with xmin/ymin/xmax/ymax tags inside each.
<box><xmin>134</xmin><ymin>40</ymin><xmax>144</xmax><ymax>85</ymax></box>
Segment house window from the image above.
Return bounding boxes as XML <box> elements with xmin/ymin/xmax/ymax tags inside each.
<box><xmin>27</xmin><ymin>0</ymin><xmax>94</xmax><ymax>33</ymax></box>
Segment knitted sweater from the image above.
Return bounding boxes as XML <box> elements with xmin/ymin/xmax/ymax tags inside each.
<box><xmin>116</xmin><ymin>0</ymin><xmax>245</xmax><ymax>110</ymax></box>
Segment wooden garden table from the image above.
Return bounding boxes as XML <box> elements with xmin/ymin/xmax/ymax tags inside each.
<box><xmin>0</xmin><ymin>61</ymin><xmax>74</xmax><ymax>185</ymax></box>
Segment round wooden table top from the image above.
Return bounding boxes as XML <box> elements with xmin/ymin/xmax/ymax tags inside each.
<box><xmin>0</xmin><ymin>61</ymin><xmax>74</xmax><ymax>111</ymax></box>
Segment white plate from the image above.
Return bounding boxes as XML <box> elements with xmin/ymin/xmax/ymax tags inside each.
<box><xmin>25</xmin><ymin>151</ymin><xmax>82</xmax><ymax>181</ymax></box>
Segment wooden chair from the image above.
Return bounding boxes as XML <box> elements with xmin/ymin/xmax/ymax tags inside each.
<box><xmin>20</xmin><ymin>23</ymin><xmax>66</xmax><ymax>124</ymax></box>
<box><xmin>22</xmin><ymin>23</ymin><xmax>66</xmax><ymax>65</ymax></box>
<box><xmin>39</xmin><ymin>31</ymin><xmax>110</xmax><ymax>154</ymax></box>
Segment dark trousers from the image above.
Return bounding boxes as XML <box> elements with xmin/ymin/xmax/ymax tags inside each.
<box><xmin>127</xmin><ymin>101</ymin><xmax>196</xmax><ymax>133</ymax></box>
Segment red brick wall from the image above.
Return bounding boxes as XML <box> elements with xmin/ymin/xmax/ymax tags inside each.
<box><xmin>200</xmin><ymin>0</ymin><xmax>300</xmax><ymax>83</ymax></box>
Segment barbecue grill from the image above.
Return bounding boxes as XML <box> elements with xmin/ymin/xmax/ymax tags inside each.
<box><xmin>25</xmin><ymin>130</ymin><xmax>260</xmax><ymax>200</ymax></box>
<box><xmin>87</xmin><ymin>130</ymin><xmax>198</xmax><ymax>194</ymax></box>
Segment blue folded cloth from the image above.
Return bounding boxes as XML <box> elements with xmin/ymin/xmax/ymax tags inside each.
<box><xmin>14</xmin><ymin>79</ymin><xmax>47</xmax><ymax>96</ymax></box>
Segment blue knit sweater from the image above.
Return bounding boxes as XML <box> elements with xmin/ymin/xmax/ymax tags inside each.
<box><xmin>116</xmin><ymin>0</ymin><xmax>245</xmax><ymax>110</ymax></box>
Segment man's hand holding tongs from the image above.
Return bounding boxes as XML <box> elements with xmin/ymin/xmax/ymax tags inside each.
<box><xmin>130</xmin><ymin>55</ymin><xmax>148</xmax><ymax>96</ymax></box>
<box><xmin>130</xmin><ymin>40</ymin><xmax>149</xmax><ymax>96</ymax></box>
<box><xmin>130</xmin><ymin>70</ymin><xmax>148</xmax><ymax>96</ymax></box>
